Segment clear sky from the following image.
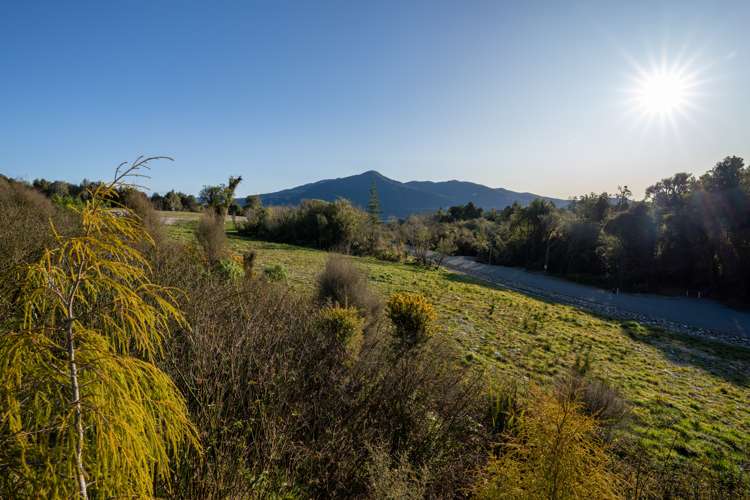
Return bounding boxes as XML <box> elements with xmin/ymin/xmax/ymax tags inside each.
<box><xmin>1</xmin><ymin>0</ymin><xmax>748</xmax><ymax>199</ymax></box>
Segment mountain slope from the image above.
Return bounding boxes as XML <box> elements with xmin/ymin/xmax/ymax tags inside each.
<box><xmin>404</xmin><ymin>179</ymin><xmax>566</xmax><ymax>211</ymax></box>
<box><xmin>257</xmin><ymin>171</ymin><xmax>567</xmax><ymax>218</ymax></box>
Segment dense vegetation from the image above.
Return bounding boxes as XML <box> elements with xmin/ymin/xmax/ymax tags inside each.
<box><xmin>21</xmin><ymin>155</ymin><xmax>750</xmax><ymax>305</ymax></box>
<box><xmin>2</xmin><ymin>158</ymin><xmax>749</xmax><ymax>497</ymax></box>
<box><xmin>234</xmin><ymin>155</ymin><xmax>750</xmax><ymax>305</ymax></box>
<box><xmin>416</xmin><ymin>156</ymin><xmax>750</xmax><ymax>303</ymax></box>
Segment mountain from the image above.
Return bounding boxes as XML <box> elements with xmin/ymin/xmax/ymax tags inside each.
<box><xmin>255</xmin><ymin>171</ymin><xmax>568</xmax><ymax>218</ymax></box>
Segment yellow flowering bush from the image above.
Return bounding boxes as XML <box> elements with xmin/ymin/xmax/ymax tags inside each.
<box><xmin>316</xmin><ymin>305</ymin><xmax>364</xmax><ymax>345</ymax></box>
<box><xmin>386</xmin><ymin>292</ymin><xmax>436</xmax><ymax>346</ymax></box>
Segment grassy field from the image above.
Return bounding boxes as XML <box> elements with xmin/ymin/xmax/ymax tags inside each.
<box><xmin>168</xmin><ymin>219</ymin><xmax>750</xmax><ymax>468</ymax></box>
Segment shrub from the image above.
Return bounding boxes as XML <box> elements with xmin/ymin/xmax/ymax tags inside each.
<box><xmin>556</xmin><ymin>361</ymin><xmax>628</xmax><ymax>429</ymax></box>
<box><xmin>473</xmin><ymin>387</ymin><xmax>623</xmax><ymax>500</ymax></box>
<box><xmin>316</xmin><ymin>305</ymin><xmax>363</xmax><ymax>346</ymax></box>
<box><xmin>217</xmin><ymin>257</ymin><xmax>244</xmax><ymax>281</ymax></box>
<box><xmin>316</xmin><ymin>255</ymin><xmax>381</xmax><ymax>326</ymax></box>
<box><xmin>386</xmin><ymin>292</ymin><xmax>436</xmax><ymax>347</ymax></box>
<box><xmin>242</xmin><ymin>250</ymin><xmax>257</xmax><ymax>278</ymax></box>
<box><xmin>366</xmin><ymin>445</ymin><xmax>429</xmax><ymax>500</ymax></box>
<box><xmin>159</xmin><ymin>261</ymin><xmax>489</xmax><ymax>498</ymax></box>
<box><xmin>0</xmin><ymin>177</ymin><xmax>75</xmax><ymax>271</ymax></box>
<box><xmin>263</xmin><ymin>263</ymin><xmax>288</xmax><ymax>282</ymax></box>
<box><xmin>375</xmin><ymin>241</ymin><xmax>406</xmax><ymax>262</ymax></box>
<box><xmin>122</xmin><ymin>189</ymin><xmax>164</xmax><ymax>243</ymax></box>
<box><xmin>195</xmin><ymin>212</ymin><xmax>227</xmax><ymax>264</ymax></box>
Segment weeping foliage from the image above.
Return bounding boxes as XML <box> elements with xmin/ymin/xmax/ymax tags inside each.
<box><xmin>0</xmin><ymin>158</ymin><xmax>199</xmax><ymax>498</ymax></box>
<box><xmin>473</xmin><ymin>387</ymin><xmax>622</xmax><ymax>500</ymax></box>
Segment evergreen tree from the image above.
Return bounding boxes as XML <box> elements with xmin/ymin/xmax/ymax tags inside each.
<box><xmin>367</xmin><ymin>179</ymin><xmax>381</xmax><ymax>222</ymax></box>
<box><xmin>0</xmin><ymin>157</ymin><xmax>198</xmax><ymax>498</ymax></box>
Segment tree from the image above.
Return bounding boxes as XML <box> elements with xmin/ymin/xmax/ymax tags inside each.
<box><xmin>571</xmin><ymin>192</ymin><xmax>610</xmax><ymax>223</ymax></box>
<box><xmin>165</xmin><ymin>190</ymin><xmax>183</xmax><ymax>211</ymax></box>
<box><xmin>223</xmin><ymin>175</ymin><xmax>242</xmax><ymax>218</ymax></box>
<box><xmin>367</xmin><ymin>179</ymin><xmax>381</xmax><ymax>222</ymax></box>
<box><xmin>199</xmin><ymin>184</ymin><xmax>225</xmax><ymax>210</ymax></box>
<box><xmin>700</xmin><ymin>156</ymin><xmax>744</xmax><ymax>192</ymax></box>
<box><xmin>0</xmin><ymin>157</ymin><xmax>198</xmax><ymax>498</ymax></box>
<box><xmin>200</xmin><ymin>176</ymin><xmax>243</xmax><ymax>228</ymax></box>
<box><xmin>434</xmin><ymin>234</ymin><xmax>457</xmax><ymax>269</ymax></box>
<box><xmin>615</xmin><ymin>185</ymin><xmax>632</xmax><ymax>211</ymax></box>
<box><xmin>603</xmin><ymin>202</ymin><xmax>656</xmax><ymax>288</ymax></box>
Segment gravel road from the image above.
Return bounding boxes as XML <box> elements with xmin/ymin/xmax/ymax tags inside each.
<box><xmin>440</xmin><ymin>255</ymin><xmax>750</xmax><ymax>347</ymax></box>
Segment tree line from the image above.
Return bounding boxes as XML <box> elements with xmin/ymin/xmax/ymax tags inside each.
<box><xmin>411</xmin><ymin>156</ymin><xmax>750</xmax><ymax>303</ymax></box>
<box><xmin>11</xmin><ymin>154</ymin><xmax>750</xmax><ymax>303</ymax></box>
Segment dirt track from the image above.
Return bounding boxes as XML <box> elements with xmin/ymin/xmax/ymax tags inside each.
<box><xmin>440</xmin><ymin>255</ymin><xmax>750</xmax><ymax>347</ymax></box>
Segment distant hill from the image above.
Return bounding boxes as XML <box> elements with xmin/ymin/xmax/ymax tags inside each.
<box><xmin>254</xmin><ymin>170</ymin><xmax>568</xmax><ymax>218</ymax></box>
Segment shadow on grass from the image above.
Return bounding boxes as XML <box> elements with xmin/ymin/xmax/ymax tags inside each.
<box><xmin>443</xmin><ymin>267</ymin><xmax>750</xmax><ymax>388</ymax></box>
<box><xmin>226</xmin><ymin>232</ymin><xmax>323</xmax><ymax>253</ymax></box>
<box><xmin>621</xmin><ymin>324</ymin><xmax>750</xmax><ymax>387</ymax></box>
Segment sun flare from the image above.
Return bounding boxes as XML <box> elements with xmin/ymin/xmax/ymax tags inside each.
<box><xmin>624</xmin><ymin>56</ymin><xmax>704</xmax><ymax>131</ymax></box>
<box><xmin>635</xmin><ymin>70</ymin><xmax>689</xmax><ymax>115</ymax></box>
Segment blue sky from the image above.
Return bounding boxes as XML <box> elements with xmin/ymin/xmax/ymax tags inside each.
<box><xmin>1</xmin><ymin>1</ymin><xmax>748</xmax><ymax>198</ymax></box>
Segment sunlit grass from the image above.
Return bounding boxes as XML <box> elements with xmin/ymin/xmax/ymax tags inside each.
<box><xmin>168</xmin><ymin>220</ymin><xmax>750</xmax><ymax>468</ymax></box>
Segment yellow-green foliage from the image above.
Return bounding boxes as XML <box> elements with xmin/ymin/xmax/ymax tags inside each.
<box><xmin>386</xmin><ymin>292</ymin><xmax>436</xmax><ymax>345</ymax></box>
<box><xmin>316</xmin><ymin>305</ymin><xmax>364</xmax><ymax>345</ymax></box>
<box><xmin>0</xmin><ymin>158</ymin><xmax>198</xmax><ymax>498</ymax></box>
<box><xmin>474</xmin><ymin>387</ymin><xmax>622</xmax><ymax>500</ymax></box>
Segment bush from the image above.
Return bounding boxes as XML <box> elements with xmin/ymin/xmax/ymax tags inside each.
<box><xmin>122</xmin><ymin>189</ymin><xmax>164</xmax><ymax>243</ymax></box>
<box><xmin>195</xmin><ymin>212</ymin><xmax>227</xmax><ymax>264</ymax></box>
<box><xmin>242</xmin><ymin>250</ymin><xmax>257</xmax><ymax>278</ymax></box>
<box><xmin>366</xmin><ymin>445</ymin><xmax>428</xmax><ymax>500</ymax></box>
<box><xmin>217</xmin><ymin>257</ymin><xmax>244</xmax><ymax>281</ymax></box>
<box><xmin>0</xmin><ymin>177</ymin><xmax>75</xmax><ymax>271</ymax></box>
<box><xmin>157</xmin><ymin>253</ymin><xmax>489</xmax><ymax>498</ymax></box>
<box><xmin>386</xmin><ymin>292</ymin><xmax>436</xmax><ymax>347</ymax></box>
<box><xmin>316</xmin><ymin>255</ymin><xmax>381</xmax><ymax>326</ymax></box>
<box><xmin>316</xmin><ymin>305</ymin><xmax>363</xmax><ymax>347</ymax></box>
<box><xmin>556</xmin><ymin>363</ymin><xmax>628</xmax><ymax>430</ymax></box>
<box><xmin>263</xmin><ymin>263</ymin><xmax>288</xmax><ymax>282</ymax></box>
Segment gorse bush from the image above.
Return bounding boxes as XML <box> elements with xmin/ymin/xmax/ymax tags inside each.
<box><xmin>386</xmin><ymin>292</ymin><xmax>436</xmax><ymax>347</ymax></box>
<box><xmin>316</xmin><ymin>305</ymin><xmax>363</xmax><ymax>346</ymax></box>
<box><xmin>239</xmin><ymin>198</ymin><xmax>369</xmax><ymax>252</ymax></box>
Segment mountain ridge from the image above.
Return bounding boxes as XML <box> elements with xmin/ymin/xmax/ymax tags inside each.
<box><xmin>253</xmin><ymin>170</ymin><xmax>568</xmax><ymax>218</ymax></box>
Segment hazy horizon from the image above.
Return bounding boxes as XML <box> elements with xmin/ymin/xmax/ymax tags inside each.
<box><xmin>2</xmin><ymin>1</ymin><xmax>748</xmax><ymax>199</ymax></box>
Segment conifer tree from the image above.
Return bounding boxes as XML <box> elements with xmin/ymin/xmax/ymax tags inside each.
<box><xmin>0</xmin><ymin>157</ymin><xmax>198</xmax><ymax>498</ymax></box>
<box><xmin>367</xmin><ymin>179</ymin><xmax>381</xmax><ymax>222</ymax></box>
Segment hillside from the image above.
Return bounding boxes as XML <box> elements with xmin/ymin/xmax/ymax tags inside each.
<box><xmin>256</xmin><ymin>170</ymin><xmax>568</xmax><ymax>218</ymax></box>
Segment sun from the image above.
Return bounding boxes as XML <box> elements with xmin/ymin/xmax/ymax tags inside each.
<box><xmin>635</xmin><ymin>69</ymin><xmax>690</xmax><ymax>116</ymax></box>
<box><xmin>623</xmin><ymin>55</ymin><xmax>705</xmax><ymax>131</ymax></box>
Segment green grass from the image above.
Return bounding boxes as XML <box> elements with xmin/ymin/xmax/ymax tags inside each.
<box><xmin>168</xmin><ymin>221</ymin><xmax>750</xmax><ymax>468</ymax></box>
